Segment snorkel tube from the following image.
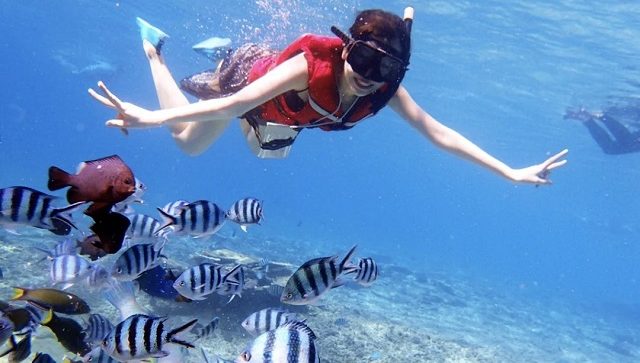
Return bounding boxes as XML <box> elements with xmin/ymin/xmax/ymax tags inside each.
<box><xmin>403</xmin><ymin>6</ymin><xmax>414</xmax><ymax>65</ymax></box>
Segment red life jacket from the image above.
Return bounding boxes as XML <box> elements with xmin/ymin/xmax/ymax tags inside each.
<box><xmin>246</xmin><ymin>34</ymin><xmax>394</xmax><ymax>131</ymax></box>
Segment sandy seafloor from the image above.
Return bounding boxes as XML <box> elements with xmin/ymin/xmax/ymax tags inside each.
<box><xmin>0</xmin><ymin>228</ymin><xmax>639</xmax><ymax>363</ymax></box>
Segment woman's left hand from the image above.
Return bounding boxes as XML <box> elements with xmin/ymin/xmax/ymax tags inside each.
<box><xmin>508</xmin><ymin>149</ymin><xmax>569</xmax><ymax>185</ymax></box>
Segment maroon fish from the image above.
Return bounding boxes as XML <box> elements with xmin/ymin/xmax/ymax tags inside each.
<box><xmin>77</xmin><ymin>234</ymin><xmax>107</xmax><ymax>260</ymax></box>
<box><xmin>48</xmin><ymin>155</ymin><xmax>136</xmax><ymax>216</ymax></box>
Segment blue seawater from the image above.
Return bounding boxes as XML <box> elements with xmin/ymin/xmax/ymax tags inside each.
<box><xmin>0</xmin><ymin>0</ymin><xmax>639</xmax><ymax>361</ymax></box>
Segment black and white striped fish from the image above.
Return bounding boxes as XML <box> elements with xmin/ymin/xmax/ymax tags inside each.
<box><xmin>281</xmin><ymin>245</ymin><xmax>357</xmax><ymax>305</ymax></box>
<box><xmin>172</xmin><ymin>264</ymin><xmax>241</xmax><ymax>301</ymax></box>
<box><xmin>0</xmin><ymin>186</ymin><xmax>86</xmax><ymax>235</ymax></box>
<box><xmin>193</xmin><ymin>316</ymin><xmax>219</xmax><ymax>341</ymax></box>
<box><xmin>126</xmin><ymin>213</ymin><xmax>167</xmax><ymax>240</ymax></box>
<box><xmin>50</xmin><ymin>254</ymin><xmax>94</xmax><ymax>290</ymax></box>
<box><xmin>353</xmin><ymin>257</ymin><xmax>378</xmax><ymax>286</ymax></box>
<box><xmin>241</xmin><ymin>308</ymin><xmax>297</xmax><ymax>336</ymax></box>
<box><xmin>85</xmin><ymin>265</ymin><xmax>112</xmax><ymax>290</ymax></box>
<box><xmin>101</xmin><ymin>314</ymin><xmax>197</xmax><ymax>361</ymax></box>
<box><xmin>160</xmin><ymin>200</ymin><xmax>189</xmax><ymax>217</ymax></box>
<box><xmin>216</xmin><ymin>265</ymin><xmax>245</xmax><ymax>302</ymax></box>
<box><xmin>111</xmin><ymin>241</ymin><xmax>165</xmax><ymax>281</ymax></box>
<box><xmin>225</xmin><ymin>198</ymin><xmax>263</xmax><ymax>232</ymax></box>
<box><xmin>236</xmin><ymin>321</ymin><xmax>319</xmax><ymax>363</ymax></box>
<box><xmin>266</xmin><ymin>284</ymin><xmax>284</xmax><ymax>298</ymax></box>
<box><xmin>156</xmin><ymin>200</ymin><xmax>225</xmax><ymax>238</ymax></box>
<box><xmin>35</xmin><ymin>238</ymin><xmax>78</xmax><ymax>260</ymax></box>
<box><xmin>83</xmin><ymin>313</ymin><xmax>113</xmax><ymax>345</ymax></box>
<box><xmin>255</xmin><ymin>258</ymin><xmax>269</xmax><ymax>279</ymax></box>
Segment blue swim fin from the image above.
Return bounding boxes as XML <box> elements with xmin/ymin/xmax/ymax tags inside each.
<box><xmin>136</xmin><ymin>17</ymin><xmax>169</xmax><ymax>53</ymax></box>
<box><xmin>192</xmin><ymin>36</ymin><xmax>232</xmax><ymax>63</ymax></box>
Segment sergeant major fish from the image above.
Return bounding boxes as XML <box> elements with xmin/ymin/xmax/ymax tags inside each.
<box><xmin>217</xmin><ymin>265</ymin><xmax>245</xmax><ymax>303</ymax></box>
<box><xmin>173</xmin><ymin>263</ymin><xmax>242</xmax><ymax>301</ymax></box>
<box><xmin>236</xmin><ymin>321</ymin><xmax>319</xmax><ymax>363</ymax></box>
<box><xmin>126</xmin><ymin>213</ymin><xmax>167</xmax><ymax>240</ymax></box>
<box><xmin>161</xmin><ymin>200</ymin><xmax>189</xmax><ymax>217</ymax></box>
<box><xmin>83</xmin><ymin>313</ymin><xmax>113</xmax><ymax>345</ymax></box>
<box><xmin>111</xmin><ymin>241</ymin><xmax>165</xmax><ymax>281</ymax></box>
<box><xmin>157</xmin><ymin>200</ymin><xmax>225</xmax><ymax>238</ymax></box>
<box><xmin>101</xmin><ymin>314</ymin><xmax>197</xmax><ymax>361</ymax></box>
<box><xmin>193</xmin><ymin>317</ymin><xmax>219</xmax><ymax>341</ymax></box>
<box><xmin>34</xmin><ymin>238</ymin><xmax>78</xmax><ymax>261</ymax></box>
<box><xmin>353</xmin><ymin>257</ymin><xmax>378</xmax><ymax>286</ymax></box>
<box><xmin>281</xmin><ymin>245</ymin><xmax>357</xmax><ymax>305</ymax></box>
<box><xmin>50</xmin><ymin>255</ymin><xmax>94</xmax><ymax>290</ymax></box>
<box><xmin>0</xmin><ymin>186</ymin><xmax>86</xmax><ymax>235</ymax></box>
<box><xmin>225</xmin><ymin>198</ymin><xmax>263</xmax><ymax>232</ymax></box>
<box><xmin>241</xmin><ymin>308</ymin><xmax>297</xmax><ymax>336</ymax></box>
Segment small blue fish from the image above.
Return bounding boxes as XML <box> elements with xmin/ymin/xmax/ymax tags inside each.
<box><xmin>135</xmin><ymin>265</ymin><xmax>185</xmax><ymax>302</ymax></box>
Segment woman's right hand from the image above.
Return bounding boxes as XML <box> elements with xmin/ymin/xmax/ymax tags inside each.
<box><xmin>88</xmin><ymin>81</ymin><xmax>165</xmax><ymax>129</ymax></box>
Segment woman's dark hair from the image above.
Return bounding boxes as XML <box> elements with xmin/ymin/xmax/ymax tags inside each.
<box><xmin>349</xmin><ymin>9</ymin><xmax>411</xmax><ymax>63</ymax></box>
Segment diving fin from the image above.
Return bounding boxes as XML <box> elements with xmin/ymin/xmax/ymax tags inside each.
<box><xmin>136</xmin><ymin>17</ymin><xmax>169</xmax><ymax>53</ymax></box>
<box><xmin>192</xmin><ymin>37</ymin><xmax>232</xmax><ymax>63</ymax></box>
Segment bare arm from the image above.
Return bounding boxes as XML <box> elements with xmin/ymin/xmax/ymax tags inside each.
<box><xmin>89</xmin><ymin>53</ymin><xmax>309</xmax><ymax>128</ymax></box>
<box><xmin>389</xmin><ymin>85</ymin><xmax>568</xmax><ymax>185</ymax></box>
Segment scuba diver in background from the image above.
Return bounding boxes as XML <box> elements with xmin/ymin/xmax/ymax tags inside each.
<box><xmin>565</xmin><ymin>103</ymin><xmax>640</xmax><ymax>155</ymax></box>
<box><xmin>89</xmin><ymin>7</ymin><xmax>568</xmax><ymax>185</ymax></box>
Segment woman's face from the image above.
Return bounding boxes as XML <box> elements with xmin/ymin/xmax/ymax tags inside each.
<box><xmin>341</xmin><ymin>50</ymin><xmax>385</xmax><ymax>96</ymax></box>
<box><xmin>341</xmin><ymin>37</ymin><xmax>404</xmax><ymax>97</ymax></box>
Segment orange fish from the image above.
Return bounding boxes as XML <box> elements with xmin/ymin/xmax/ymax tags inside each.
<box><xmin>48</xmin><ymin>155</ymin><xmax>136</xmax><ymax>216</ymax></box>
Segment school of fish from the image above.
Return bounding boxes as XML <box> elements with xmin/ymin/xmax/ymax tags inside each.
<box><xmin>0</xmin><ymin>154</ymin><xmax>380</xmax><ymax>362</ymax></box>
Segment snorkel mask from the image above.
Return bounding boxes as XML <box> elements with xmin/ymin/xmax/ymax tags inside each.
<box><xmin>331</xmin><ymin>7</ymin><xmax>413</xmax><ymax>84</ymax></box>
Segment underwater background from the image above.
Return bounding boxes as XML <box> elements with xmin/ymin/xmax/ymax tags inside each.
<box><xmin>0</xmin><ymin>0</ymin><xmax>639</xmax><ymax>361</ymax></box>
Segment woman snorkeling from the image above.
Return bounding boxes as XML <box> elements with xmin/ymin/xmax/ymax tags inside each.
<box><xmin>89</xmin><ymin>7</ymin><xmax>567</xmax><ymax>185</ymax></box>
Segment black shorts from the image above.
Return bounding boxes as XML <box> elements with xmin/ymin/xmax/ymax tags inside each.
<box><xmin>180</xmin><ymin>43</ymin><xmax>277</xmax><ymax>100</ymax></box>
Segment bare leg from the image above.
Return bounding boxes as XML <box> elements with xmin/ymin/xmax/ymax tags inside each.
<box><xmin>143</xmin><ymin>40</ymin><xmax>233</xmax><ymax>156</ymax></box>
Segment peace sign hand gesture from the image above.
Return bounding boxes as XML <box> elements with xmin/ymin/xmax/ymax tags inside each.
<box><xmin>509</xmin><ymin>149</ymin><xmax>569</xmax><ymax>185</ymax></box>
<box><xmin>88</xmin><ymin>81</ymin><xmax>164</xmax><ymax>129</ymax></box>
